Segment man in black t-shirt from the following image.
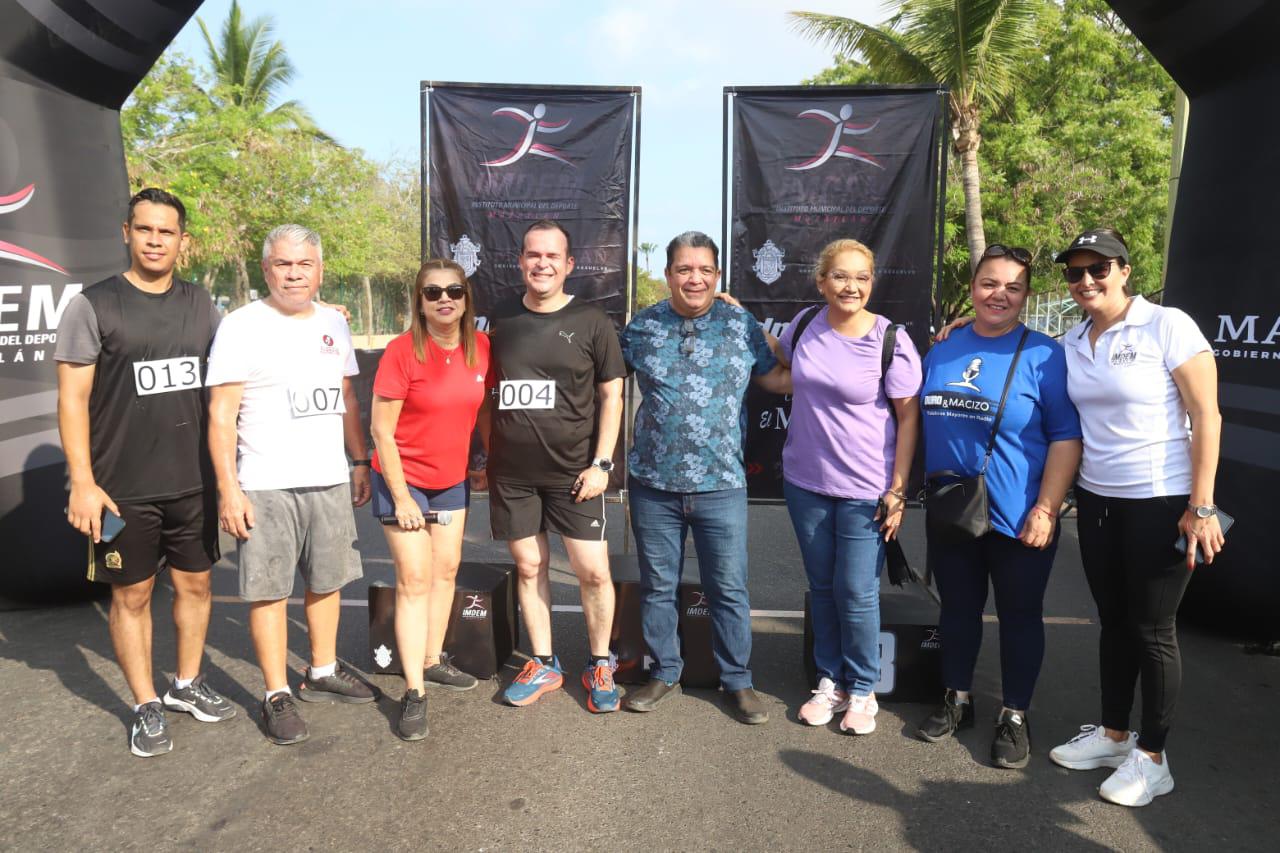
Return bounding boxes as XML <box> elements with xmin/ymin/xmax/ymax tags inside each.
<box><xmin>56</xmin><ymin>189</ymin><xmax>234</xmax><ymax>758</ymax></box>
<box><xmin>486</xmin><ymin>220</ymin><xmax>626</xmax><ymax>713</ymax></box>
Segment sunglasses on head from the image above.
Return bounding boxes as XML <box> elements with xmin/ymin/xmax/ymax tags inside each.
<box><xmin>680</xmin><ymin>318</ymin><xmax>697</xmax><ymax>355</ymax></box>
<box><xmin>423</xmin><ymin>284</ymin><xmax>466</xmax><ymax>302</ymax></box>
<box><xmin>981</xmin><ymin>244</ymin><xmax>1032</xmax><ymax>266</ymax></box>
<box><xmin>1062</xmin><ymin>260</ymin><xmax>1114</xmax><ymax>284</ymax></box>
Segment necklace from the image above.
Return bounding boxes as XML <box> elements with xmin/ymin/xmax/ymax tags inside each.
<box><xmin>429</xmin><ymin>333</ymin><xmax>461</xmax><ymax>364</ymax></box>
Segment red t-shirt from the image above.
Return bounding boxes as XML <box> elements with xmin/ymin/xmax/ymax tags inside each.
<box><xmin>371</xmin><ymin>331</ymin><xmax>491</xmax><ymax>489</ymax></box>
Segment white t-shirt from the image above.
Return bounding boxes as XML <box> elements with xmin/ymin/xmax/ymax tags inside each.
<box><xmin>1065</xmin><ymin>296</ymin><xmax>1210</xmax><ymax>499</ymax></box>
<box><xmin>205</xmin><ymin>300</ymin><xmax>358</xmax><ymax>490</ymax></box>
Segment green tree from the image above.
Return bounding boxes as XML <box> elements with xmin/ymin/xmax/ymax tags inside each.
<box><xmin>791</xmin><ymin>0</ymin><xmax>1043</xmax><ymax>272</ymax></box>
<box><xmin>638</xmin><ymin>241</ymin><xmax>658</xmax><ymax>273</ymax></box>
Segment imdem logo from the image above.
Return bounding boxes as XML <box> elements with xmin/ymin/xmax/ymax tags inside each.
<box><xmin>788</xmin><ymin>104</ymin><xmax>883</xmax><ymax>172</ymax></box>
<box><xmin>685</xmin><ymin>590</ymin><xmax>710</xmax><ymax>618</ymax></box>
<box><xmin>1</xmin><ymin>183</ymin><xmax>69</xmax><ymax>274</ymax></box>
<box><xmin>483</xmin><ymin>104</ymin><xmax>573</xmax><ymax>167</ymax></box>
<box><xmin>461</xmin><ymin>592</ymin><xmax>488</xmax><ymax>620</ymax></box>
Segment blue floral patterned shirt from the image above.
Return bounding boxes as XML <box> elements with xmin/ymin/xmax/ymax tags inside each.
<box><xmin>621</xmin><ymin>300</ymin><xmax>777</xmax><ymax>493</ymax></box>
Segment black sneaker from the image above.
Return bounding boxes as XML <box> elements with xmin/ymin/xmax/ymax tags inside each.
<box><xmin>262</xmin><ymin>693</ymin><xmax>309</xmax><ymax>745</ymax></box>
<box><xmin>297</xmin><ymin>663</ymin><xmax>377</xmax><ymax>704</ymax></box>
<box><xmin>991</xmin><ymin>707</ymin><xmax>1031</xmax><ymax>769</ymax></box>
<box><xmin>917</xmin><ymin>689</ymin><xmax>975</xmax><ymax>742</ymax></box>
<box><xmin>424</xmin><ymin>658</ymin><xmax>478</xmax><ymax>692</ymax></box>
<box><xmin>397</xmin><ymin>689</ymin><xmax>429</xmax><ymax>741</ymax></box>
<box><xmin>129</xmin><ymin>701</ymin><xmax>173</xmax><ymax>758</ymax></box>
<box><xmin>163</xmin><ymin>674</ymin><xmax>237</xmax><ymax>722</ymax></box>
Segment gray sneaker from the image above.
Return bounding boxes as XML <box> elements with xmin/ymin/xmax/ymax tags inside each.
<box><xmin>262</xmin><ymin>693</ymin><xmax>309</xmax><ymax>745</ymax></box>
<box><xmin>129</xmin><ymin>701</ymin><xmax>173</xmax><ymax>758</ymax></box>
<box><xmin>425</xmin><ymin>658</ymin><xmax>478</xmax><ymax>692</ymax></box>
<box><xmin>297</xmin><ymin>663</ymin><xmax>377</xmax><ymax>704</ymax></box>
<box><xmin>397</xmin><ymin>689</ymin><xmax>429</xmax><ymax>742</ymax></box>
<box><xmin>163</xmin><ymin>674</ymin><xmax>237</xmax><ymax>722</ymax></box>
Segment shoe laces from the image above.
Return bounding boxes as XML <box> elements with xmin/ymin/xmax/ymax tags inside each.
<box><xmin>1067</xmin><ymin>724</ymin><xmax>1102</xmax><ymax>745</ymax></box>
<box><xmin>514</xmin><ymin>659</ymin><xmax>544</xmax><ymax>684</ymax></box>
<box><xmin>268</xmin><ymin>693</ymin><xmax>298</xmax><ymax>716</ymax></box>
<box><xmin>189</xmin><ymin>677</ymin><xmax>222</xmax><ymax>705</ymax></box>
<box><xmin>589</xmin><ymin>664</ymin><xmax>615</xmax><ymax>691</ymax></box>
<box><xmin>1112</xmin><ymin>749</ymin><xmax>1145</xmax><ymax>785</ymax></box>
<box><xmin>138</xmin><ymin>703</ymin><xmax>165</xmax><ymax>735</ymax></box>
<box><xmin>995</xmin><ymin>712</ymin><xmax>1024</xmax><ymax>743</ymax></box>
<box><xmin>810</xmin><ymin>679</ymin><xmax>844</xmax><ymax>707</ymax></box>
<box><xmin>847</xmin><ymin>694</ymin><xmax>873</xmax><ymax>713</ymax></box>
<box><xmin>402</xmin><ymin>690</ymin><xmax>426</xmax><ymax>710</ymax></box>
<box><xmin>434</xmin><ymin>661</ymin><xmax>464</xmax><ymax>678</ymax></box>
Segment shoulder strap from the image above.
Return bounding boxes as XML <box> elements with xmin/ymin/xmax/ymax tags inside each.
<box><xmin>880</xmin><ymin>323</ymin><xmax>900</xmax><ymax>420</ymax></box>
<box><xmin>789</xmin><ymin>304</ymin><xmax>823</xmax><ymax>350</ymax></box>
<box><xmin>980</xmin><ymin>327</ymin><xmax>1031</xmax><ymax>473</ymax></box>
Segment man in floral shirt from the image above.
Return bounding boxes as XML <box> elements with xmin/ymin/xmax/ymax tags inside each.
<box><xmin>620</xmin><ymin>231</ymin><xmax>789</xmax><ymax>724</ymax></box>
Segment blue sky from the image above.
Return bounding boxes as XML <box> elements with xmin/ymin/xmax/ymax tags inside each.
<box><xmin>166</xmin><ymin>0</ymin><xmax>884</xmax><ymax>268</ymax></box>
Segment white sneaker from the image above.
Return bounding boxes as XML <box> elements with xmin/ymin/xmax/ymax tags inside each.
<box><xmin>798</xmin><ymin>677</ymin><xmax>849</xmax><ymax>726</ymax></box>
<box><xmin>839</xmin><ymin>692</ymin><xmax>878</xmax><ymax>735</ymax></box>
<box><xmin>1049</xmin><ymin>724</ymin><xmax>1137</xmax><ymax>770</ymax></box>
<box><xmin>1099</xmin><ymin>748</ymin><xmax>1174</xmax><ymax>807</ymax></box>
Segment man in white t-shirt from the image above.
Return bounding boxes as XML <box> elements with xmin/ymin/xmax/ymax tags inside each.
<box><xmin>206</xmin><ymin>224</ymin><xmax>374</xmax><ymax>746</ymax></box>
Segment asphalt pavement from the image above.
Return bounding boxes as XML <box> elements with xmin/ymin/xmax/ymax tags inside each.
<box><xmin>1</xmin><ymin>500</ymin><xmax>1276</xmax><ymax>851</ymax></box>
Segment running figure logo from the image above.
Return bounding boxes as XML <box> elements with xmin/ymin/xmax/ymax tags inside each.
<box><xmin>0</xmin><ymin>184</ymin><xmax>69</xmax><ymax>274</ymax></box>
<box><xmin>483</xmin><ymin>104</ymin><xmax>574</xmax><ymax>167</ymax></box>
<box><xmin>787</xmin><ymin>104</ymin><xmax>882</xmax><ymax>172</ymax></box>
<box><xmin>946</xmin><ymin>358</ymin><xmax>984</xmax><ymax>392</ymax></box>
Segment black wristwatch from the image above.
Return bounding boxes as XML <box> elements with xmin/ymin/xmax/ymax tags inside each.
<box><xmin>351</xmin><ymin>459</ymin><xmax>372</xmax><ymax>468</ymax></box>
<box><xmin>591</xmin><ymin>457</ymin><xmax>615</xmax><ymax>473</ymax></box>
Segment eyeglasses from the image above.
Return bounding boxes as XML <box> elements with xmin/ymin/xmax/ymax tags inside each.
<box><xmin>981</xmin><ymin>244</ymin><xmax>1032</xmax><ymax>266</ymax></box>
<box><xmin>826</xmin><ymin>271</ymin><xmax>873</xmax><ymax>286</ymax></box>
<box><xmin>423</xmin><ymin>284</ymin><xmax>466</xmax><ymax>302</ymax></box>
<box><xmin>680</xmin><ymin>318</ymin><xmax>697</xmax><ymax>355</ymax></box>
<box><xmin>1062</xmin><ymin>260</ymin><xmax>1113</xmax><ymax>284</ymax></box>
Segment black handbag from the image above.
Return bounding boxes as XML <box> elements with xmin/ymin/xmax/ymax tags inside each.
<box><xmin>922</xmin><ymin>328</ymin><xmax>1029</xmax><ymax>544</ymax></box>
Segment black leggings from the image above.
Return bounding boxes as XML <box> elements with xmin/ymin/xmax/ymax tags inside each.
<box><xmin>1075</xmin><ymin>487</ymin><xmax>1192</xmax><ymax>753</ymax></box>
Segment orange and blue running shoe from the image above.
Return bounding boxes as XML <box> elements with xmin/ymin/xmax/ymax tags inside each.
<box><xmin>582</xmin><ymin>660</ymin><xmax>620</xmax><ymax>713</ymax></box>
<box><xmin>503</xmin><ymin>656</ymin><xmax>563</xmax><ymax>707</ymax></box>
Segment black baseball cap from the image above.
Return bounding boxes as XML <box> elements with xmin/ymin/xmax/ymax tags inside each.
<box><xmin>1054</xmin><ymin>230</ymin><xmax>1129</xmax><ymax>265</ymax></box>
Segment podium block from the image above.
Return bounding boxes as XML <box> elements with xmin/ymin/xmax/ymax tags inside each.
<box><xmin>368</xmin><ymin>562</ymin><xmax>518</xmax><ymax>680</ymax></box>
<box><xmin>801</xmin><ymin>589</ymin><xmax>943</xmax><ymax>703</ymax></box>
<box><xmin>609</xmin><ymin>553</ymin><xmax>719</xmax><ymax>688</ymax></box>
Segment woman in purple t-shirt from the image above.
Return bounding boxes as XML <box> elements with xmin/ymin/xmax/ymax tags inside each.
<box><xmin>775</xmin><ymin>238</ymin><xmax>922</xmax><ymax>736</ymax></box>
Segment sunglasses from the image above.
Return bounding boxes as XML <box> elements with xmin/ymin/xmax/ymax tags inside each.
<box><xmin>1062</xmin><ymin>260</ymin><xmax>1114</xmax><ymax>284</ymax></box>
<box><xmin>423</xmin><ymin>284</ymin><xmax>466</xmax><ymax>302</ymax></box>
<box><xmin>680</xmin><ymin>318</ymin><xmax>697</xmax><ymax>355</ymax></box>
<box><xmin>982</xmin><ymin>244</ymin><xmax>1032</xmax><ymax>266</ymax></box>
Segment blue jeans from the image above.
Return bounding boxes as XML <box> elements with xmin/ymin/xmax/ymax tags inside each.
<box><xmin>628</xmin><ymin>480</ymin><xmax>753</xmax><ymax>691</ymax></box>
<box><xmin>784</xmin><ymin>482</ymin><xmax>883</xmax><ymax>696</ymax></box>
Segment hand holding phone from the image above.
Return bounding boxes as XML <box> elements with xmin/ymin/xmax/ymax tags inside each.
<box><xmin>100</xmin><ymin>508</ymin><xmax>127</xmax><ymax>543</ymax></box>
<box><xmin>1175</xmin><ymin>509</ymin><xmax>1233</xmax><ymax>567</ymax></box>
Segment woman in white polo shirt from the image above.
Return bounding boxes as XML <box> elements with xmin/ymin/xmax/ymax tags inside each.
<box><xmin>1046</xmin><ymin>228</ymin><xmax>1226</xmax><ymax>807</ymax></box>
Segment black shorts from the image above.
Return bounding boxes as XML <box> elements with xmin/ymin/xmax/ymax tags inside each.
<box><xmin>489</xmin><ymin>479</ymin><xmax>607</xmax><ymax>542</ymax></box>
<box><xmin>86</xmin><ymin>490</ymin><xmax>220</xmax><ymax>586</ymax></box>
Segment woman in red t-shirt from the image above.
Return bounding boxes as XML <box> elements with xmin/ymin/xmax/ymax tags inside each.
<box><xmin>370</xmin><ymin>258</ymin><xmax>491</xmax><ymax>741</ymax></box>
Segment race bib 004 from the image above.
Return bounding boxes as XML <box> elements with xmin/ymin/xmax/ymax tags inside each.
<box><xmin>288</xmin><ymin>385</ymin><xmax>345</xmax><ymax>418</ymax></box>
<box><xmin>133</xmin><ymin>356</ymin><xmax>201</xmax><ymax>397</ymax></box>
<box><xmin>498</xmin><ymin>379</ymin><xmax>555</xmax><ymax>410</ymax></box>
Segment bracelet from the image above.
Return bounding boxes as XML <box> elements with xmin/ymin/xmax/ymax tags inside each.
<box><xmin>351</xmin><ymin>459</ymin><xmax>371</xmax><ymax>467</ymax></box>
<box><xmin>1030</xmin><ymin>505</ymin><xmax>1056</xmax><ymax>520</ymax></box>
<box><xmin>886</xmin><ymin>489</ymin><xmax>907</xmax><ymax>502</ymax></box>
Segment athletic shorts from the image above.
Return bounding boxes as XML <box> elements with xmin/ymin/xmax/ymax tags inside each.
<box><xmin>237</xmin><ymin>484</ymin><xmax>363</xmax><ymax>601</ymax></box>
<box><xmin>87</xmin><ymin>490</ymin><xmax>219</xmax><ymax>586</ymax></box>
<box><xmin>489</xmin><ymin>479</ymin><xmax>606</xmax><ymax>542</ymax></box>
<box><xmin>370</xmin><ymin>470</ymin><xmax>469</xmax><ymax>518</ymax></box>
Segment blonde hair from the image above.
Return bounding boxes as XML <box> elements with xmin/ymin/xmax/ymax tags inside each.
<box><xmin>410</xmin><ymin>258</ymin><xmax>479</xmax><ymax>367</ymax></box>
<box><xmin>815</xmin><ymin>238</ymin><xmax>875</xmax><ymax>283</ymax></box>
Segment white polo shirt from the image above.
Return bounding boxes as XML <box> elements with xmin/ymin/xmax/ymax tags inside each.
<box><xmin>205</xmin><ymin>300</ymin><xmax>358</xmax><ymax>491</ymax></box>
<box><xmin>1065</xmin><ymin>296</ymin><xmax>1210</xmax><ymax>499</ymax></box>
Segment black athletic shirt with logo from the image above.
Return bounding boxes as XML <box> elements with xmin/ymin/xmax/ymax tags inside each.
<box><xmin>487</xmin><ymin>296</ymin><xmax>626</xmax><ymax>485</ymax></box>
<box><xmin>54</xmin><ymin>275</ymin><xmax>219</xmax><ymax>503</ymax></box>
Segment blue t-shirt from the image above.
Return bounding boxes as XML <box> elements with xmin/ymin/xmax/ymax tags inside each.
<box><xmin>621</xmin><ymin>300</ymin><xmax>777</xmax><ymax>492</ymax></box>
<box><xmin>920</xmin><ymin>324</ymin><xmax>1081</xmax><ymax>538</ymax></box>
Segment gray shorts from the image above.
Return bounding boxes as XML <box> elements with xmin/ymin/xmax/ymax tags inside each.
<box><xmin>237</xmin><ymin>484</ymin><xmax>363</xmax><ymax>601</ymax></box>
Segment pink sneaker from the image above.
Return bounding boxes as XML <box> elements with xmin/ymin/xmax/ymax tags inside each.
<box><xmin>840</xmin><ymin>692</ymin><xmax>878</xmax><ymax>735</ymax></box>
<box><xmin>798</xmin><ymin>677</ymin><xmax>849</xmax><ymax>726</ymax></box>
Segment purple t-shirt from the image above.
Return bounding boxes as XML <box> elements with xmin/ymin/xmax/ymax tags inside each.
<box><xmin>780</xmin><ymin>310</ymin><xmax>923</xmax><ymax>499</ymax></box>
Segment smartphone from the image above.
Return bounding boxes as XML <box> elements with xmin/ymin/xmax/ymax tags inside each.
<box><xmin>1174</xmin><ymin>509</ymin><xmax>1234</xmax><ymax>565</ymax></box>
<box><xmin>100</xmin><ymin>508</ymin><xmax>127</xmax><ymax>543</ymax></box>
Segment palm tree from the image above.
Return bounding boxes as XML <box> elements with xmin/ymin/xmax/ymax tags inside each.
<box><xmin>791</xmin><ymin>0</ymin><xmax>1042</xmax><ymax>271</ymax></box>
<box><xmin>197</xmin><ymin>0</ymin><xmax>328</xmax><ymax>138</ymax></box>
<box><xmin>639</xmin><ymin>241</ymin><xmax>658</xmax><ymax>273</ymax></box>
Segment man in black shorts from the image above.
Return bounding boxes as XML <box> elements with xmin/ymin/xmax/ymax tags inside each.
<box><xmin>56</xmin><ymin>188</ymin><xmax>235</xmax><ymax>758</ymax></box>
<box><xmin>488</xmin><ymin>220</ymin><xmax>626</xmax><ymax>712</ymax></box>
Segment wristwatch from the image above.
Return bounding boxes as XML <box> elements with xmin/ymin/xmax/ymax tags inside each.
<box><xmin>351</xmin><ymin>459</ymin><xmax>372</xmax><ymax>468</ymax></box>
<box><xmin>591</xmin><ymin>457</ymin><xmax>615</xmax><ymax>473</ymax></box>
<box><xmin>1188</xmin><ymin>503</ymin><xmax>1216</xmax><ymax>518</ymax></box>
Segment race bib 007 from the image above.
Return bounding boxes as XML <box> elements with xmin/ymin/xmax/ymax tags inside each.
<box><xmin>498</xmin><ymin>379</ymin><xmax>555</xmax><ymax>410</ymax></box>
<box><xmin>133</xmin><ymin>356</ymin><xmax>201</xmax><ymax>396</ymax></box>
<box><xmin>289</xmin><ymin>385</ymin><xmax>345</xmax><ymax>418</ymax></box>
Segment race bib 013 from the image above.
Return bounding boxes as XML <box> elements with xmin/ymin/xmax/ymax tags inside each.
<box><xmin>133</xmin><ymin>356</ymin><xmax>201</xmax><ymax>397</ymax></box>
<box><xmin>288</xmin><ymin>385</ymin><xmax>345</xmax><ymax>418</ymax></box>
<box><xmin>498</xmin><ymin>379</ymin><xmax>556</xmax><ymax>410</ymax></box>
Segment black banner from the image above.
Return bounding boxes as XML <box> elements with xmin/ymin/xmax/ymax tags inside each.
<box><xmin>423</xmin><ymin>84</ymin><xmax>638</xmax><ymax>327</ymax></box>
<box><xmin>726</xmin><ymin>87</ymin><xmax>945</xmax><ymax>500</ymax></box>
<box><xmin>0</xmin><ymin>0</ymin><xmax>203</xmax><ymax>603</ymax></box>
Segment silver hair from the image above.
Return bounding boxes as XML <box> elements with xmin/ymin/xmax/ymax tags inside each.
<box><xmin>262</xmin><ymin>224</ymin><xmax>323</xmax><ymax>261</ymax></box>
<box><xmin>664</xmin><ymin>231</ymin><xmax>719</xmax><ymax>270</ymax></box>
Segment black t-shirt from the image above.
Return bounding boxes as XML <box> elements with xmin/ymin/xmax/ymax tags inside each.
<box><xmin>487</xmin><ymin>296</ymin><xmax>626</xmax><ymax>485</ymax></box>
<box><xmin>54</xmin><ymin>275</ymin><xmax>219</xmax><ymax>502</ymax></box>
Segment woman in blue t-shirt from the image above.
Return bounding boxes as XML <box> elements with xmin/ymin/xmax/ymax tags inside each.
<box><xmin>916</xmin><ymin>245</ymin><xmax>1082</xmax><ymax>769</ymax></box>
